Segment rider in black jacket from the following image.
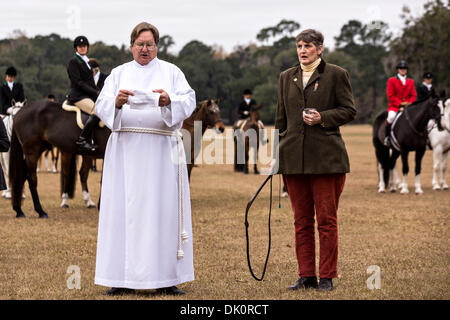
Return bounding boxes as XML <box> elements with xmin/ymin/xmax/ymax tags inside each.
<box><xmin>67</xmin><ymin>35</ymin><xmax>100</xmax><ymax>153</ymax></box>
<box><xmin>0</xmin><ymin>67</ymin><xmax>25</xmax><ymax>116</ymax></box>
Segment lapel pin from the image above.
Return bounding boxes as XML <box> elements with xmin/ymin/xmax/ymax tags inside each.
<box><xmin>313</xmin><ymin>81</ymin><xmax>319</xmax><ymax>91</ymax></box>
<box><xmin>293</xmin><ymin>78</ymin><xmax>297</xmax><ymax>82</ymax></box>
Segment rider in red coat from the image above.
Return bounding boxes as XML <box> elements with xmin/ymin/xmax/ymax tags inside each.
<box><xmin>384</xmin><ymin>60</ymin><xmax>417</xmax><ymax>147</ymax></box>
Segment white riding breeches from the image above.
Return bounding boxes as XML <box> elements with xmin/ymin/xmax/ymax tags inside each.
<box><xmin>387</xmin><ymin>110</ymin><xmax>397</xmax><ymax>124</ymax></box>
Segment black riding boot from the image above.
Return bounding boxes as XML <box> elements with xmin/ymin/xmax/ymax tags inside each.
<box><xmin>384</xmin><ymin>122</ymin><xmax>392</xmax><ymax>147</ymax></box>
<box><xmin>76</xmin><ymin>114</ymin><xmax>100</xmax><ymax>153</ymax></box>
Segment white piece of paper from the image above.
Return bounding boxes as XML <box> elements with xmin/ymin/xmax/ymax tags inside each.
<box><xmin>127</xmin><ymin>89</ymin><xmax>160</xmax><ymax>109</ymax></box>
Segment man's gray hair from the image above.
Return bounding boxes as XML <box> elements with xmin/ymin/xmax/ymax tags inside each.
<box><xmin>296</xmin><ymin>29</ymin><xmax>324</xmax><ymax>48</ymax></box>
<box><xmin>130</xmin><ymin>22</ymin><xmax>160</xmax><ymax>46</ymax></box>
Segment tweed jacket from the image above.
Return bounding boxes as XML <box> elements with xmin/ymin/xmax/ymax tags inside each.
<box><xmin>274</xmin><ymin>59</ymin><xmax>357</xmax><ymax>174</ymax></box>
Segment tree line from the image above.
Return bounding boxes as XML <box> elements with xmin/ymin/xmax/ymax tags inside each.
<box><xmin>0</xmin><ymin>0</ymin><xmax>448</xmax><ymax>125</ymax></box>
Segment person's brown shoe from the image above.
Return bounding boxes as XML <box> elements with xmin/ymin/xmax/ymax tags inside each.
<box><xmin>156</xmin><ymin>286</ymin><xmax>185</xmax><ymax>295</ymax></box>
<box><xmin>287</xmin><ymin>276</ymin><xmax>318</xmax><ymax>290</ymax></box>
<box><xmin>103</xmin><ymin>287</ymin><xmax>135</xmax><ymax>296</ymax></box>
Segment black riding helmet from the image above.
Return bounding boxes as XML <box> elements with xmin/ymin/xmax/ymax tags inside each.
<box><xmin>5</xmin><ymin>66</ymin><xmax>17</xmax><ymax>76</ymax></box>
<box><xmin>73</xmin><ymin>35</ymin><xmax>89</xmax><ymax>49</ymax></box>
<box><xmin>423</xmin><ymin>72</ymin><xmax>433</xmax><ymax>79</ymax></box>
<box><xmin>396</xmin><ymin>60</ymin><xmax>408</xmax><ymax>69</ymax></box>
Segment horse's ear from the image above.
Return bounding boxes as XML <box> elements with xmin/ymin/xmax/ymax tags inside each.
<box><xmin>207</xmin><ymin>99</ymin><xmax>212</xmax><ymax>106</ymax></box>
<box><xmin>23</xmin><ymin>99</ymin><xmax>27</xmax><ymax>105</ymax></box>
<box><xmin>439</xmin><ymin>90</ymin><xmax>446</xmax><ymax>99</ymax></box>
<box><xmin>214</xmin><ymin>98</ymin><xmax>220</xmax><ymax>104</ymax></box>
<box><xmin>11</xmin><ymin>99</ymin><xmax>16</xmax><ymax>106</ymax></box>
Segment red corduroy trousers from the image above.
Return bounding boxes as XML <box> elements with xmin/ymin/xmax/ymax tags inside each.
<box><xmin>283</xmin><ymin>173</ymin><xmax>346</xmax><ymax>279</ymax></box>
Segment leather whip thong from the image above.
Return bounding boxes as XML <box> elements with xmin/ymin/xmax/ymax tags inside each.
<box><xmin>244</xmin><ymin>174</ymin><xmax>273</xmax><ymax>281</ymax></box>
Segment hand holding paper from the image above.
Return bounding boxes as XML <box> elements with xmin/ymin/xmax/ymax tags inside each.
<box><xmin>115</xmin><ymin>89</ymin><xmax>135</xmax><ymax>108</ymax></box>
<box><xmin>152</xmin><ymin>89</ymin><xmax>171</xmax><ymax>107</ymax></box>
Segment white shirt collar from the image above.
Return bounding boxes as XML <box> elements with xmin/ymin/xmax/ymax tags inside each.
<box><xmin>76</xmin><ymin>52</ymin><xmax>91</xmax><ymax>69</ymax></box>
<box><xmin>7</xmin><ymin>81</ymin><xmax>14</xmax><ymax>90</ymax></box>
<box><xmin>423</xmin><ymin>82</ymin><xmax>432</xmax><ymax>90</ymax></box>
<box><xmin>397</xmin><ymin>73</ymin><xmax>406</xmax><ymax>85</ymax></box>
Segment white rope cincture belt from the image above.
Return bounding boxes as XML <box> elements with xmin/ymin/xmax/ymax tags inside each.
<box><xmin>113</xmin><ymin>127</ymin><xmax>189</xmax><ymax>260</ymax></box>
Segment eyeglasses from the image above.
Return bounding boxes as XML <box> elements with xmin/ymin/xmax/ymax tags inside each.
<box><xmin>134</xmin><ymin>42</ymin><xmax>157</xmax><ymax>50</ymax></box>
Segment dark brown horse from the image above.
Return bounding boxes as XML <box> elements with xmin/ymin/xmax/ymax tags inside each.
<box><xmin>182</xmin><ymin>99</ymin><xmax>224</xmax><ymax>180</ymax></box>
<box><xmin>9</xmin><ymin>99</ymin><xmax>110</xmax><ymax>218</ymax></box>
<box><xmin>234</xmin><ymin>105</ymin><xmax>262</xmax><ymax>174</ymax></box>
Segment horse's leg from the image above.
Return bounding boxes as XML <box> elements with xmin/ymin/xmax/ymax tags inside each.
<box><xmin>60</xmin><ymin>152</ymin><xmax>72</xmax><ymax>208</ymax></box>
<box><xmin>432</xmin><ymin>146</ymin><xmax>442</xmax><ymax>190</ymax></box>
<box><xmin>389</xmin><ymin>149</ymin><xmax>401</xmax><ymax>192</ymax></box>
<box><xmin>254</xmin><ymin>140</ymin><xmax>259</xmax><ymax>174</ymax></box>
<box><xmin>0</xmin><ymin>151</ymin><xmax>11</xmax><ymax>198</ymax></box>
<box><xmin>440</xmin><ymin>150</ymin><xmax>449</xmax><ymax>190</ymax></box>
<box><xmin>44</xmin><ymin>149</ymin><xmax>51</xmax><ymax>172</ymax></box>
<box><xmin>50</xmin><ymin>147</ymin><xmax>57</xmax><ymax>173</ymax></box>
<box><xmin>400</xmin><ymin>151</ymin><xmax>410</xmax><ymax>194</ymax></box>
<box><xmin>234</xmin><ymin>136</ymin><xmax>242</xmax><ymax>172</ymax></box>
<box><xmin>377</xmin><ymin>162</ymin><xmax>386</xmax><ymax>193</ymax></box>
<box><xmin>80</xmin><ymin>156</ymin><xmax>96</xmax><ymax>208</ymax></box>
<box><xmin>24</xmin><ymin>152</ymin><xmax>49</xmax><ymax>218</ymax></box>
<box><xmin>414</xmin><ymin>147</ymin><xmax>426</xmax><ymax>195</ymax></box>
<box><xmin>244</xmin><ymin>137</ymin><xmax>249</xmax><ymax>174</ymax></box>
<box><xmin>187</xmin><ymin>164</ymin><xmax>193</xmax><ymax>181</ymax></box>
<box><xmin>54</xmin><ymin>148</ymin><xmax>60</xmax><ymax>173</ymax></box>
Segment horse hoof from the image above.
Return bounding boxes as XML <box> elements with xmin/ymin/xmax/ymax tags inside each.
<box><xmin>61</xmin><ymin>204</ymin><xmax>69</xmax><ymax>208</ymax></box>
<box><xmin>87</xmin><ymin>204</ymin><xmax>96</xmax><ymax>209</ymax></box>
<box><xmin>443</xmin><ymin>185</ymin><xmax>449</xmax><ymax>190</ymax></box>
<box><xmin>378</xmin><ymin>189</ymin><xmax>386</xmax><ymax>193</ymax></box>
<box><xmin>16</xmin><ymin>213</ymin><xmax>26</xmax><ymax>218</ymax></box>
<box><xmin>415</xmin><ymin>191</ymin><xmax>424</xmax><ymax>195</ymax></box>
<box><xmin>432</xmin><ymin>185</ymin><xmax>440</xmax><ymax>190</ymax></box>
<box><xmin>39</xmin><ymin>214</ymin><xmax>49</xmax><ymax>219</ymax></box>
<box><xmin>400</xmin><ymin>190</ymin><xmax>409</xmax><ymax>194</ymax></box>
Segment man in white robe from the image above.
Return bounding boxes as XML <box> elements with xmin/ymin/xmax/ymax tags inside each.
<box><xmin>94</xmin><ymin>22</ymin><xmax>196</xmax><ymax>296</ymax></box>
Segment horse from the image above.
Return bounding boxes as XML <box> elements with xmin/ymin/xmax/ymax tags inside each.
<box><xmin>0</xmin><ymin>99</ymin><xmax>26</xmax><ymax>199</ymax></box>
<box><xmin>9</xmin><ymin>99</ymin><xmax>110</xmax><ymax>218</ymax></box>
<box><xmin>37</xmin><ymin>146</ymin><xmax>59</xmax><ymax>173</ymax></box>
<box><xmin>372</xmin><ymin>96</ymin><xmax>442</xmax><ymax>194</ymax></box>
<box><xmin>234</xmin><ymin>105</ymin><xmax>263</xmax><ymax>174</ymax></box>
<box><xmin>182</xmin><ymin>98</ymin><xmax>225</xmax><ymax>180</ymax></box>
<box><xmin>428</xmin><ymin>98</ymin><xmax>450</xmax><ymax>190</ymax></box>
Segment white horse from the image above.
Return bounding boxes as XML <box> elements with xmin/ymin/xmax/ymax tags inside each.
<box><xmin>428</xmin><ymin>98</ymin><xmax>450</xmax><ymax>190</ymax></box>
<box><xmin>1</xmin><ymin>100</ymin><xmax>26</xmax><ymax>199</ymax></box>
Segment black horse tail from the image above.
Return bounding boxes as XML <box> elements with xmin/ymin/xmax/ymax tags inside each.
<box><xmin>60</xmin><ymin>154</ymin><xmax>77</xmax><ymax>198</ymax></box>
<box><xmin>9</xmin><ymin>128</ymin><xmax>27</xmax><ymax>210</ymax></box>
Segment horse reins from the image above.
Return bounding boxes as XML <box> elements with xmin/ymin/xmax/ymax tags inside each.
<box><xmin>244</xmin><ymin>174</ymin><xmax>273</xmax><ymax>281</ymax></box>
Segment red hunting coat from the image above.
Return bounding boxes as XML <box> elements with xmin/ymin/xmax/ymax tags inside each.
<box><xmin>386</xmin><ymin>75</ymin><xmax>417</xmax><ymax>112</ymax></box>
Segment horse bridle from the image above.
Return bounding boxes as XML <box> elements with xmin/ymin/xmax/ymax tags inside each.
<box><xmin>244</xmin><ymin>174</ymin><xmax>273</xmax><ymax>281</ymax></box>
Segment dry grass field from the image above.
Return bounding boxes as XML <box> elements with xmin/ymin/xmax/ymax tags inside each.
<box><xmin>0</xmin><ymin>124</ymin><xmax>448</xmax><ymax>300</ymax></box>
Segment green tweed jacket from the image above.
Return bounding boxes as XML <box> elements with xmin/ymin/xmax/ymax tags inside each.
<box><xmin>274</xmin><ymin>59</ymin><xmax>357</xmax><ymax>174</ymax></box>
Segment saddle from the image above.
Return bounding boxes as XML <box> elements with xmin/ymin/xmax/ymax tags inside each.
<box><xmin>62</xmin><ymin>100</ymin><xmax>105</xmax><ymax>130</ymax></box>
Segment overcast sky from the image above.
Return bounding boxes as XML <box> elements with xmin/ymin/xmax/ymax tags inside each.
<box><xmin>0</xmin><ymin>0</ymin><xmax>429</xmax><ymax>54</ymax></box>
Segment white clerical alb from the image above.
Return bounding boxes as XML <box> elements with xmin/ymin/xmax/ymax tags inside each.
<box><xmin>94</xmin><ymin>57</ymin><xmax>196</xmax><ymax>290</ymax></box>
